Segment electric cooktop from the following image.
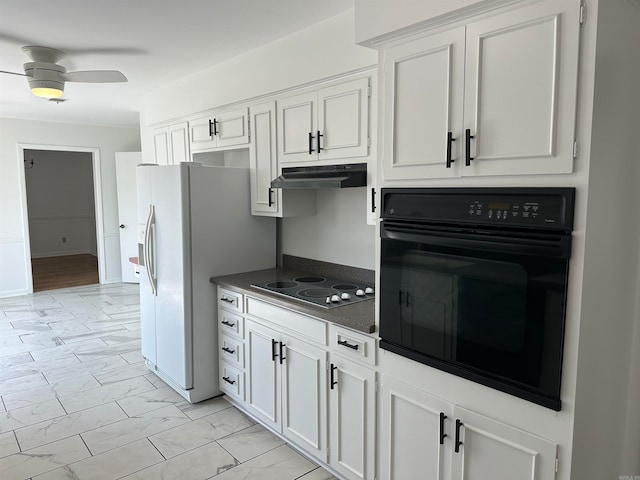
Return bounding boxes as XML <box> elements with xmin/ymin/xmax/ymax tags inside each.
<box><xmin>252</xmin><ymin>274</ymin><xmax>374</xmax><ymax>309</ymax></box>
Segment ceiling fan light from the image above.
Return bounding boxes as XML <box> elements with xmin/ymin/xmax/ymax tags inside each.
<box><xmin>31</xmin><ymin>87</ymin><xmax>64</xmax><ymax>99</ymax></box>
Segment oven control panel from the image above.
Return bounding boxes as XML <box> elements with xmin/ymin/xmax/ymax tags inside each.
<box><xmin>467</xmin><ymin>200</ymin><xmax>547</xmax><ymax>222</ymax></box>
<box><xmin>382</xmin><ymin>188</ymin><xmax>575</xmax><ymax>231</ymax></box>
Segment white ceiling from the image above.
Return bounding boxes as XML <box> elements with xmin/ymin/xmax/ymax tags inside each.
<box><xmin>0</xmin><ymin>0</ymin><xmax>353</xmax><ymax>128</ymax></box>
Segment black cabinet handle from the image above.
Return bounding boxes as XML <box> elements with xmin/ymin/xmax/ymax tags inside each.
<box><xmin>279</xmin><ymin>342</ymin><xmax>286</xmax><ymax>364</ymax></box>
<box><xmin>317</xmin><ymin>130</ymin><xmax>323</xmax><ymax>153</ymax></box>
<box><xmin>213</xmin><ymin>118</ymin><xmax>218</xmax><ymax>136</ymax></box>
<box><xmin>330</xmin><ymin>363</ymin><xmax>338</xmax><ymax>390</ymax></box>
<box><xmin>222</xmin><ymin>376</ymin><xmax>236</xmax><ymax>385</ymax></box>
<box><xmin>308</xmin><ymin>132</ymin><xmax>315</xmax><ymax>155</ymax></box>
<box><xmin>268</xmin><ymin>188</ymin><xmax>273</xmax><ymax>207</ymax></box>
<box><xmin>406</xmin><ymin>292</ymin><xmax>411</xmax><ymax>308</ymax></box>
<box><xmin>337</xmin><ymin>339</ymin><xmax>359</xmax><ymax>351</ymax></box>
<box><xmin>221</xmin><ymin>346</ymin><xmax>235</xmax><ymax>355</ymax></box>
<box><xmin>446</xmin><ymin>132</ymin><xmax>456</xmax><ymax>168</ymax></box>
<box><xmin>119</xmin><ymin>224</ymin><xmax>125</xmax><ymax>229</ymax></box>
<box><xmin>398</xmin><ymin>290</ymin><xmax>403</xmax><ymax>305</ymax></box>
<box><xmin>271</xmin><ymin>339</ymin><xmax>278</xmax><ymax>362</ymax></box>
<box><xmin>220</xmin><ymin>297</ymin><xmax>235</xmax><ymax>304</ymax></box>
<box><xmin>465</xmin><ymin>129</ymin><xmax>475</xmax><ymax>166</ymax></box>
<box><xmin>371</xmin><ymin>188</ymin><xmax>376</xmax><ymax>213</ymax></box>
<box><xmin>220</xmin><ymin>320</ymin><xmax>235</xmax><ymax>328</ymax></box>
<box><xmin>439</xmin><ymin>412</ymin><xmax>447</xmax><ymax>445</ymax></box>
<box><xmin>455</xmin><ymin>419</ymin><xmax>463</xmax><ymax>453</ymax></box>
<box><xmin>209</xmin><ymin>119</ymin><xmax>214</xmax><ymax>137</ymax></box>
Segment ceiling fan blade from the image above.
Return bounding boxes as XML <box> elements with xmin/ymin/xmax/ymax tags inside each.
<box><xmin>60</xmin><ymin>70</ymin><xmax>127</xmax><ymax>83</ymax></box>
<box><xmin>0</xmin><ymin>69</ymin><xmax>28</xmax><ymax>77</ymax></box>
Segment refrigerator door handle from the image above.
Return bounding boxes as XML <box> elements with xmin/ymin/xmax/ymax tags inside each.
<box><xmin>144</xmin><ymin>204</ymin><xmax>157</xmax><ymax>296</ymax></box>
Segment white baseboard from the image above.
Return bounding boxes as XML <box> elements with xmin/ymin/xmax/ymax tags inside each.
<box><xmin>31</xmin><ymin>250</ymin><xmax>97</xmax><ymax>259</ymax></box>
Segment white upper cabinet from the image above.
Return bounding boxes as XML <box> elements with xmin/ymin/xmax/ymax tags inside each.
<box><xmin>382</xmin><ymin>27</ymin><xmax>465</xmax><ymax>180</ymax></box>
<box><xmin>152</xmin><ymin>121</ymin><xmax>189</xmax><ymax>165</ymax></box>
<box><xmin>189</xmin><ymin>107</ymin><xmax>249</xmax><ymax>152</ymax></box>
<box><xmin>249</xmin><ymin>101</ymin><xmax>316</xmax><ymax>218</ymax></box>
<box><xmin>381</xmin><ymin>0</ymin><xmax>581</xmax><ymax>182</ymax></box>
<box><xmin>278</xmin><ymin>77</ymin><xmax>370</xmax><ymax>165</ymax></box>
<box><xmin>249</xmin><ymin>101</ymin><xmax>280</xmax><ymax>216</ymax></box>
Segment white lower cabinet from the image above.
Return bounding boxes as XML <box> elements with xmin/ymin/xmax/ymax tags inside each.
<box><xmin>245</xmin><ymin>318</ymin><xmax>328</xmax><ymax>463</ymax></box>
<box><xmin>329</xmin><ymin>352</ymin><xmax>376</xmax><ymax>480</ymax></box>
<box><xmin>380</xmin><ymin>375</ymin><xmax>558</xmax><ymax>480</ymax></box>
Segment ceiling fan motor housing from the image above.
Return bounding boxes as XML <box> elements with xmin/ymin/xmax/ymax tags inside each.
<box><xmin>23</xmin><ymin>62</ymin><xmax>66</xmax><ymax>97</ymax></box>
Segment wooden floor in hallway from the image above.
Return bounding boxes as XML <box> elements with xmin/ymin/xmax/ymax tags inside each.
<box><xmin>31</xmin><ymin>254</ymin><xmax>99</xmax><ymax>292</ymax></box>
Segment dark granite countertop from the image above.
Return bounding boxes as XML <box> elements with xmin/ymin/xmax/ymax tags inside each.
<box><xmin>210</xmin><ymin>257</ymin><xmax>376</xmax><ymax>335</ymax></box>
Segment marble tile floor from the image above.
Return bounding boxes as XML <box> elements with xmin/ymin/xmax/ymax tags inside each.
<box><xmin>0</xmin><ymin>283</ymin><xmax>337</xmax><ymax>480</ymax></box>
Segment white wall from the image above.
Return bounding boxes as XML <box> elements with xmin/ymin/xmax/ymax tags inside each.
<box><xmin>141</xmin><ymin>9</ymin><xmax>377</xmax><ymax>269</ymax></box>
<box><xmin>24</xmin><ymin>150</ymin><xmax>96</xmax><ymax>258</ymax></box>
<box><xmin>0</xmin><ymin>118</ymin><xmax>141</xmax><ymax>297</ymax></box>
<box><xmin>142</xmin><ymin>10</ymin><xmax>377</xmax><ymax>127</ymax></box>
<box><xmin>572</xmin><ymin>0</ymin><xmax>640</xmax><ymax>477</ymax></box>
<box><xmin>282</xmin><ymin>188</ymin><xmax>375</xmax><ymax>270</ymax></box>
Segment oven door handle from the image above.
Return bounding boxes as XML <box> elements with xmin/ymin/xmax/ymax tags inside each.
<box><xmin>381</xmin><ymin>225</ymin><xmax>570</xmax><ymax>258</ymax></box>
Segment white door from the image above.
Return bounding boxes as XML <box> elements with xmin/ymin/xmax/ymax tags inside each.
<box><xmin>189</xmin><ymin>114</ymin><xmax>217</xmax><ymax>151</ymax></box>
<box><xmin>382</xmin><ymin>27</ymin><xmax>465</xmax><ymax>182</ymax></box>
<box><xmin>462</xmin><ymin>0</ymin><xmax>580</xmax><ymax>176</ymax></box>
<box><xmin>277</xmin><ymin>91</ymin><xmax>317</xmax><ymax>164</ymax></box>
<box><xmin>450</xmin><ymin>406</ymin><xmax>558</xmax><ymax>480</ymax></box>
<box><xmin>136</xmin><ymin>164</ymin><xmax>156</xmax><ymax>364</ymax></box>
<box><xmin>329</xmin><ymin>353</ymin><xmax>376</xmax><ymax>480</ymax></box>
<box><xmin>169</xmin><ymin>122</ymin><xmax>190</xmax><ymax>164</ymax></box>
<box><xmin>152</xmin><ymin>128</ymin><xmax>170</xmax><ymax>165</ymax></box>
<box><xmin>115</xmin><ymin>152</ymin><xmax>142</xmax><ymax>284</ymax></box>
<box><xmin>150</xmin><ymin>165</ymin><xmax>193</xmax><ymax>390</ymax></box>
<box><xmin>245</xmin><ymin>319</ymin><xmax>281</xmax><ymax>431</ymax></box>
<box><xmin>249</xmin><ymin>101</ymin><xmax>279</xmax><ymax>216</ymax></box>
<box><xmin>317</xmin><ymin>77</ymin><xmax>370</xmax><ymax>161</ymax></box>
<box><xmin>379</xmin><ymin>375</ymin><xmax>451</xmax><ymax>480</ymax></box>
<box><xmin>281</xmin><ymin>334</ymin><xmax>327</xmax><ymax>462</ymax></box>
<box><xmin>216</xmin><ymin>107</ymin><xmax>249</xmax><ymax>148</ymax></box>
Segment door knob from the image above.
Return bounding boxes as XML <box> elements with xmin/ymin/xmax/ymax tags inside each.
<box><xmin>119</xmin><ymin>224</ymin><xmax>125</xmax><ymax>229</ymax></box>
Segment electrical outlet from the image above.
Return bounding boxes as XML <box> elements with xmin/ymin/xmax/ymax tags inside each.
<box><xmin>62</xmin><ymin>237</ymin><xmax>67</xmax><ymax>243</ymax></box>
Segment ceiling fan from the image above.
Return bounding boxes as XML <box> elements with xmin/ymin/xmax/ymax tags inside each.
<box><xmin>0</xmin><ymin>45</ymin><xmax>127</xmax><ymax>100</ymax></box>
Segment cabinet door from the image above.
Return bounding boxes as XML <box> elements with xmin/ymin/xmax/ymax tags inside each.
<box><xmin>249</xmin><ymin>101</ymin><xmax>279</xmax><ymax>216</ymax></box>
<box><xmin>152</xmin><ymin>127</ymin><xmax>170</xmax><ymax>165</ymax></box>
<box><xmin>382</xmin><ymin>27</ymin><xmax>465</xmax><ymax>181</ymax></box>
<box><xmin>379</xmin><ymin>375</ymin><xmax>451</xmax><ymax>480</ymax></box>
<box><xmin>462</xmin><ymin>0</ymin><xmax>580</xmax><ymax>176</ymax></box>
<box><xmin>450</xmin><ymin>406</ymin><xmax>557</xmax><ymax>480</ymax></box>
<box><xmin>281</xmin><ymin>334</ymin><xmax>327</xmax><ymax>462</ymax></box>
<box><xmin>317</xmin><ymin>77</ymin><xmax>369</xmax><ymax>161</ymax></box>
<box><xmin>277</xmin><ymin>91</ymin><xmax>317</xmax><ymax>164</ymax></box>
<box><xmin>329</xmin><ymin>353</ymin><xmax>375</xmax><ymax>480</ymax></box>
<box><xmin>169</xmin><ymin>122</ymin><xmax>189</xmax><ymax>164</ymax></box>
<box><xmin>245</xmin><ymin>320</ymin><xmax>281</xmax><ymax>432</ymax></box>
<box><xmin>189</xmin><ymin>114</ymin><xmax>217</xmax><ymax>151</ymax></box>
<box><xmin>216</xmin><ymin>107</ymin><xmax>249</xmax><ymax>148</ymax></box>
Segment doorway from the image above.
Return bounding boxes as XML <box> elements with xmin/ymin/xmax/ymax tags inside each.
<box><xmin>19</xmin><ymin>145</ymin><xmax>106</xmax><ymax>292</ymax></box>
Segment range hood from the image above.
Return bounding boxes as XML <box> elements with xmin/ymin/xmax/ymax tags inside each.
<box><xmin>271</xmin><ymin>163</ymin><xmax>367</xmax><ymax>189</ymax></box>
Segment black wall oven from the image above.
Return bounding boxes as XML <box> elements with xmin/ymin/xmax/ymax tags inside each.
<box><xmin>379</xmin><ymin>188</ymin><xmax>575</xmax><ymax>410</ymax></box>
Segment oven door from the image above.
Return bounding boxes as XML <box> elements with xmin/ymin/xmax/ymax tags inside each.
<box><xmin>379</xmin><ymin>222</ymin><xmax>571</xmax><ymax>410</ymax></box>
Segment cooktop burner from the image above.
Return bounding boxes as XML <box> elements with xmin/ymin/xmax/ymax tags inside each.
<box><xmin>252</xmin><ymin>274</ymin><xmax>374</xmax><ymax>309</ymax></box>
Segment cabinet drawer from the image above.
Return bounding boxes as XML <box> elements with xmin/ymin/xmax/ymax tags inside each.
<box><xmin>218</xmin><ymin>310</ymin><xmax>244</xmax><ymax>339</ymax></box>
<box><xmin>218</xmin><ymin>287</ymin><xmax>243</xmax><ymax>313</ymax></box>
<box><xmin>246</xmin><ymin>296</ymin><xmax>327</xmax><ymax>345</ymax></box>
<box><xmin>220</xmin><ymin>362</ymin><xmax>244</xmax><ymax>402</ymax></box>
<box><xmin>330</xmin><ymin>324</ymin><xmax>377</xmax><ymax>367</ymax></box>
<box><xmin>220</xmin><ymin>334</ymin><xmax>244</xmax><ymax>369</ymax></box>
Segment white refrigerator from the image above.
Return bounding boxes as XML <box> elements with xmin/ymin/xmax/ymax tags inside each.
<box><xmin>136</xmin><ymin>162</ymin><xmax>276</xmax><ymax>403</ymax></box>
